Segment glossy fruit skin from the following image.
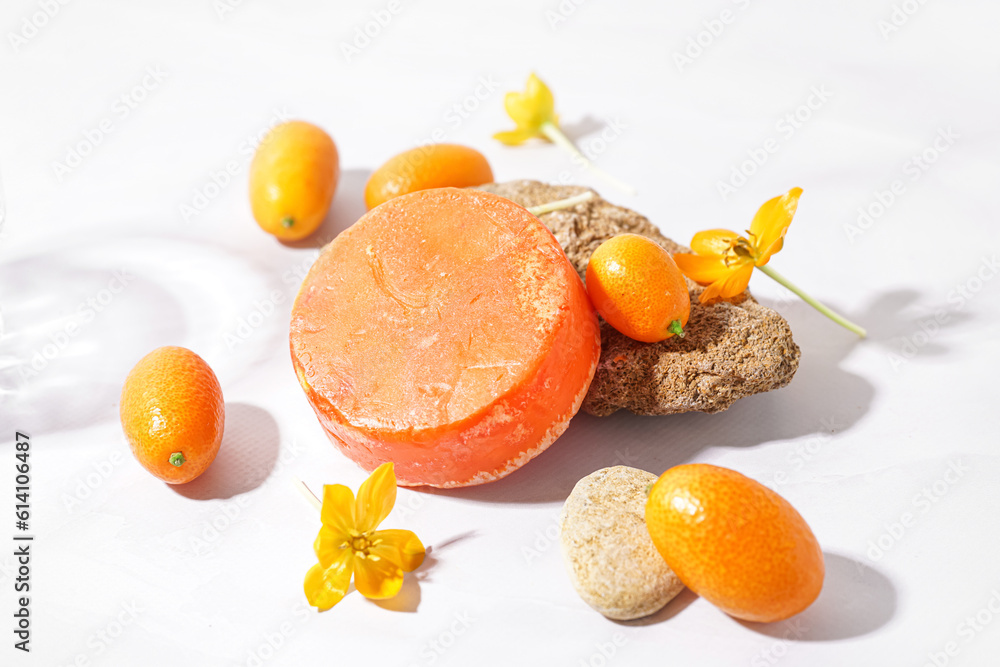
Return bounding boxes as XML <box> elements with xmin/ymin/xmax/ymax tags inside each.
<box><xmin>120</xmin><ymin>346</ymin><xmax>225</xmax><ymax>484</ymax></box>
<box><xmin>250</xmin><ymin>121</ymin><xmax>339</xmax><ymax>241</ymax></box>
<box><xmin>646</xmin><ymin>464</ymin><xmax>824</xmax><ymax>623</ymax></box>
<box><xmin>364</xmin><ymin>144</ymin><xmax>493</xmax><ymax>210</ymax></box>
<box><xmin>585</xmin><ymin>234</ymin><xmax>691</xmax><ymax>343</ymax></box>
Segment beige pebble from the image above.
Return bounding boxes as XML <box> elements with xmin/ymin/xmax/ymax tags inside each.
<box><xmin>559</xmin><ymin>466</ymin><xmax>685</xmax><ymax>620</ymax></box>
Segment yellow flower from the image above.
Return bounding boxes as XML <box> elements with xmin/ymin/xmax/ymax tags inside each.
<box><xmin>493</xmin><ymin>73</ymin><xmax>559</xmax><ymax>146</ymax></box>
<box><xmin>303</xmin><ymin>463</ymin><xmax>425</xmax><ymax>610</ymax></box>
<box><xmin>493</xmin><ymin>73</ymin><xmax>636</xmax><ymax>195</ymax></box>
<box><xmin>673</xmin><ymin>188</ymin><xmax>866</xmax><ymax>337</ymax></box>
<box><xmin>674</xmin><ymin>188</ymin><xmax>802</xmax><ymax>304</ymax></box>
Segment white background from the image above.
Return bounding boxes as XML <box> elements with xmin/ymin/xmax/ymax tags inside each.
<box><xmin>2</xmin><ymin>0</ymin><xmax>999</xmax><ymax>665</ymax></box>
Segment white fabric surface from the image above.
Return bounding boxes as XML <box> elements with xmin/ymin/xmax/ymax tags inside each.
<box><xmin>2</xmin><ymin>1</ymin><xmax>999</xmax><ymax>665</ymax></box>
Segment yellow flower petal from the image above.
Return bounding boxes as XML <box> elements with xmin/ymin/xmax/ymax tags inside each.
<box><xmin>492</xmin><ymin>128</ymin><xmax>540</xmax><ymax>146</ymax></box>
<box><xmin>320</xmin><ymin>484</ymin><xmax>356</xmax><ymax>536</ymax></box>
<box><xmin>674</xmin><ymin>252</ymin><xmax>739</xmax><ymax>286</ymax></box>
<box><xmin>505</xmin><ymin>76</ymin><xmax>554</xmax><ymax>127</ymax></box>
<box><xmin>496</xmin><ymin>73</ymin><xmax>559</xmax><ymax>143</ymax></box>
<box><xmin>373</xmin><ymin>529</ymin><xmax>425</xmax><ymax>573</ymax></box>
<box><xmin>314</xmin><ymin>526</ymin><xmax>349</xmax><ymax>567</ymax></box>
<box><xmin>304</xmin><ymin>549</ymin><xmax>354</xmax><ymax>610</ymax></box>
<box><xmin>749</xmin><ymin>187</ymin><xmax>802</xmax><ymax>266</ymax></box>
<box><xmin>690</xmin><ymin>229</ymin><xmax>740</xmax><ymax>258</ymax></box>
<box><xmin>355</xmin><ymin>462</ymin><xmax>396</xmax><ymax>533</ymax></box>
<box><xmin>503</xmin><ymin>92</ymin><xmax>533</xmax><ymax>128</ymax></box>
<box><xmin>524</xmin><ymin>73</ymin><xmax>556</xmax><ymax>122</ymax></box>
<box><xmin>353</xmin><ymin>551</ymin><xmax>404</xmax><ymax>600</ymax></box>
<box><xmin>699</xmin><ymin>262</ymin><xmax>754</xmax><ymax>304</ymax></box>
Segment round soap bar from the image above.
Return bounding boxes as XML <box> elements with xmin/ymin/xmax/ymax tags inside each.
<box><xmin>560</xmin><ymin>466</ymin><xmax>685</xmax><ymax>620</ymax></box>
<box><xmin>289</xmin><ymin>187</ymin><xmax>601</xmax><ymax>487</ymax></box>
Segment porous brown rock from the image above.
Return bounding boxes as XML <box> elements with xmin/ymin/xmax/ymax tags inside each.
<box><xmin>476</xmin><ymin>180</ymin><xmax>800</xmax><ymax>416</ymax></box>
<box><xmin>559</xmin><ymin>466</ymin><xmax>684</xmax><ymax>620</ymax></box>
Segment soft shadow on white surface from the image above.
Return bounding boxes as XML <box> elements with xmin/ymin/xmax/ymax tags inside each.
<box><xmin>408</xmin><ymin>531</ymin><xmax>476</xmax><ymax>586</ymax></box>
<box><xmin>740</xmin><ymin>553</ymin><xmax>897</xmax><ymax>641</ymax></box>
<box><xmin>762</xmin><ymin>288</ymin><xmax>973</xmax><ymax>371</ymax></box>
<box><xmin>324</xmin><ymin>569</ymin><xmax>425</xmax><ymax>614</ymax></box>
<box><xmin>431</xmin><ymin>287</ymin><xmax>971</xmax><ymax>504</ymax></box>
<box><xmin>431</xmin><ymin>529</ymin><xmax>478</xmax><ymax>553</ymax></box>
<box><xmin>372</xmin><ymin>573</ymin><xmax>422</xmax><ymax>613</ymax></box>
<box><xmin>361</xmin><ymin>535</ymin><xmax>468</xmax><ymax>613</ymax></box>
<box><xmin>0</xmin><ymin>246</ymin><xmax>187</xmax><ymax>432</ymax></box>
<box><xmin>279</xmin><ymin>168</ymin><xmax>372</xmax><ymax>249</ymax></box>
<box><xmin>428</xmin><ymin>299</ymin><xmax>877</xmax><ymax>503</ymax></box>
<box><xmin>614</xmin><ymin>588</ymin><xmax>699</xmax><ymax>627</ymax></box>
<box><xmin>851</xmin><ymin>288</ymin><xmax>973</xmax><ymax>358</ymax></box>
<box><xmin>172</xmin><ymin>402</ymin><xmax>281</xmax><ymax>500</ymax></box>
<box><xmin>558</xmin><ymin>115</ymin><xmax>607</xmax><ymax>142</ymax></box>
<box><xmin>1</xmin><ymin>232</ymin><xmax>283</xmax><ymax>434</ymax></box>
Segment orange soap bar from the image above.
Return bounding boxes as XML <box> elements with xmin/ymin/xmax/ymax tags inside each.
<box><xmin>290</xmin><ymin>188</ymin><xmax>600</xmax><ymax>487</ymax></box>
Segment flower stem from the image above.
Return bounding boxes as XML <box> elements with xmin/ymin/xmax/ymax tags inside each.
<box><xmin>526</xmin><ymin>191</ymin><xmax>594</xmax><ymax>216</ymax></box>
<box><xmin>539</xmin><ymin>122</ymin><xmax>637</xmax><ymax>196</ymax></box>
<box><xmin>293</xmin><ymin>478</ymin><xmax>322</xmax><ymax>512</ymax></box>
<box><xmin>756</xmin><ymin>264</ymin><xmax>866</xmax><ymax>338</ymax></box>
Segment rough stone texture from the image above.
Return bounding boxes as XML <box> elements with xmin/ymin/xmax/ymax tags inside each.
<box><xmin>476</xmin><ymin>180</ymin><xmax>801</xmax><ymax>416</ymax></box>
<box><xmin>559</xmin><ymin>466</ymin><xmax>684</xmax><ymax>620</ymax></box>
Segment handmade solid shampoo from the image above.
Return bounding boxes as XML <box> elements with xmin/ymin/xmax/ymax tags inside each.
<box><xmin>290</xmin><ymin>188</ymin><xmax>600</xmax><ymax>487</ymax></box>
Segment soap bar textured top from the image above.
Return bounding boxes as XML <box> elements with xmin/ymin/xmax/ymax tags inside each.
<box><xmin>290</xmin><ymin>187</ymin><xmax>600</xmax><ymax>487</ymax></box>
